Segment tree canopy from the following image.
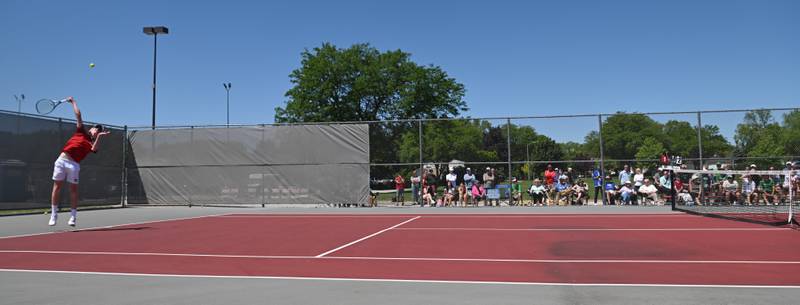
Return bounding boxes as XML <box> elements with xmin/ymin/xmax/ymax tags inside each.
<box><xmin>275</xmin><ymin>43</ymin><xmax>467</xmax><ymax>123</ymax></box>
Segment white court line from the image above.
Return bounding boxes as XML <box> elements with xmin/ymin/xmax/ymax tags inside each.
<box><xmin>2</xmin><ymin>250</ymin><xmax>799</xmax><ymax>264</ymax></box>
<box><xmin>394</xmin><ymin>227</ymin><xmax>788</xmax><ymax>232</ymax></box>
<box><xmin>216</xmin><ymin>215</ymin><xmax>418</xmax><ymax>218</ymax></box>
<box><xmin>0</xmin><ymin>250</ymin><xmax>309</xmax><ymax>260</ymax></box>
<box><xmin>217</xmin><ymin>214</ymin><xmax>687</xmax><ymax>218</ymax></box>
<box><xmin>0</xmin><ymin>212</ymin><xmax>233</xmax><ymax>240</ymax></box>
<box><xmin>315</xmin><ymin>216</ymin><xmax>421</xmax><ymax>257</ymax></box>
<box><xmin>1</xmin><ymin>268</ymin><xmax>798</xmax><ymax>288</ymax></box>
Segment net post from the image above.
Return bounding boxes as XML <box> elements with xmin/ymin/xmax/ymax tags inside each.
<box><xmin>418</xmin><ymin>119</ymin><xmax>423</xmax><ymax>206</ymax></box>
<box><xmin>597</xmin><ymin>114</ymin><xmax>606</xmax><ymax>205</ymax></box>
<box><xmin>790</xmin><ymin>178</ymin><xmax>795</xmax><ymax>225</ymax></box>
<box><xmin>121</xmin><ymin>125</ymin><xmax>128</xmax><ymax>208</ymax></box>
<box><xmin>670</xmin><ymin>168</ymin><xmax>676</xmax><ymax>211</ymax></box>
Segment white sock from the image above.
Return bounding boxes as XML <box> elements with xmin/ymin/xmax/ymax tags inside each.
<box><xmin>51</xmin><ymin>205</ymin><xmax>58</xmax><ymax>216</ymax></box>
<box><xmin>70</xmin><ymin>209</ymin><xmax>77</xmax><ymax>218</ymax></box>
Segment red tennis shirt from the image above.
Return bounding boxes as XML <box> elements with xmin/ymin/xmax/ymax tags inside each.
<box><xmin>61</xmin><ymin>127</ymin><xmax>94</xmax><ymax>163</ymax></box>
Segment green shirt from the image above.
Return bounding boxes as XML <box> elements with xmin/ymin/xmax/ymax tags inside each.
<box><xmin>760</xmin><ymin>179</ymin><xmax>774</xmax><ymax>191</ymax></box>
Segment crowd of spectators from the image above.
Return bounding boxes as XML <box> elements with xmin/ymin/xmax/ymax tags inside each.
<box><xmin>387</xmin><ymin>161</ymin><xmax>799</xmax><ymax>207</ymax></box>
<box><xmin>673</xmin><ymin>162</ymin><xmax>800</xmax><ymax>206</ymax></box>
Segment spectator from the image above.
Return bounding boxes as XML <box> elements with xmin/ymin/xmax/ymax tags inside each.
<box><xmin>463</xmin><ymin>168</ymin><xmax>475</xmax><ymax>190</ymax></box>
<box><xmin>446</xmin><ymin>169</ymin><xmax>457</xmax><ymax>193</ymax></box>
<box><xmin>529</xmin><ymin>178</ymin><xmax>546</xmax><ymax>206</ymax></box>
<box><xmin>760</xmin><ymin>174</ymin><xmax>778</xmax><ymax>205</ymax></box>
<box><xmin>554</xmin><ymin>175</ymin><xmax>572</xmax><ymax>205</ymax></box>
<box><xmin>572</xmin><ymin>180</ymin><xmax>588</xmax><ymax>205</ymax></box>
<box><xmin>483</xmin><ymin>167</ymin><xmax>495</xmax><ymax>189</ymax></box>
<box><xmin>565</xmin><ymin>167</ymin><xmax>576</xmax><ymax>185</ymax></box>
<box><xmin>425</xmin><ymin>169</ymin><xmax>437</xmax><ymax>195</ymax></box>
<box><xmin>619</xmin><ymin>164</ymin><xmax>632</xmax><ymax>185</ymax></box>
<box><xmin>604</xmin><ymin>176</ymin><xmax>617</xmax><ymax>205</ymax></box>
<box><xmin>411</xmin><ymin>170</ymin><xmax>421</xmax><ymax>205</ymax></box>
<box><xmin>510</xmin><ymin>177</ymin><xmax>522</xmax><ymax>205</ymax></box>
<box><xmin>394</xmin><ymin>173</ymin><xmax>405</xmax><ymax>206</ymax></box>
<box><xmin>422</xmin><ymin>185</ymin><xmax>434</xmax><ymax>207</ymax></box>
<box><xmin>544</xmin><ymin>164</ymin><xmax>556</xmax><ymax>188</ymax></box>
<box><xmin>749</xmin><ymin>164</ymin><xmax>762</xmax><ymax>188</ymax></box>
<box><xmin>444</xmin><ymin>189</ymin><xmax>455</xmax><ymax>207</ymax></box>
<box><xmin>674</xmin><ymin>177</ymin><xmax>684</xmax><ymax>193</ymax></box>
<box><xmin>620</xmin><ymin>181</ymin><xmax>635</xmax><ymax>205</ymax></box>
<box><xmin>783</xmin><ymin>162</ymin><xmax>794</xmax><ymax>194</ymax></box>
<box><xmin>675</xmin><ymin>178</ymin><xmax>694</xmax><ymax>205</ymax></box>
<box><xmin>638</xmin><ymin>179</ymin><xmax>659</xmax><ymax>205</ymax></box>
<box><xmin>741</xmin><ymin>175</ymin><xmax>756</xmax><ymax>205</ymax></box>
<box><xmin>721</xmin><ymin>175</ymin><xmax>740</xmax><ymax>205</ymax></box>
<box><xmin>592</xmin><ymin>167</ymin><xmax>603</xmax><ymax>205</ymax></box>
<box><xmin>457</xmin><ymin>182</ymin><xmax>468</xmax><ymax>207</ymax></box>
<box><xmin>657</xmin><ymin>170</ymin><xmax>672</xmax><ymax>194</ymax></box>
<box><xmin>633</xmin><ymin>168</ymin><xmax>644</xmax><ymax>193</ymax></box>
<box><xmin>471</xmin><ymin>181</ymin><xmax>486</xmax><ymax>206</ymax></box>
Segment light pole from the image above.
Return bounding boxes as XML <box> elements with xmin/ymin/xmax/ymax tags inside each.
<box><xmin>143</xmin><ymin>26</ymin><xmax>169</xmax><ymax>130</ymax></box>
<box><xmin>223</xmin><ymin>83</ymin><xmax>232</xmax><ymax>126</ymax></box>
<box><xmin>13</xmin><ymin>94</ymin><xmax>25</xmax><ymax>114</ymax></box>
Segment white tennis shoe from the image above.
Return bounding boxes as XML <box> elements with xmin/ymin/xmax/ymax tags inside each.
<box><xmin>68</xmin><ymin>216</ymin><xmax>76</xmax><ymax>227</ymax></box>
<box><xmin>48</xmin><ymin>214</ymin><xmax>57</xmax><ymax>226</ymax></box>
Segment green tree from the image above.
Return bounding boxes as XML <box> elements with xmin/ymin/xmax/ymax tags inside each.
<box><xmin>599</xmin><ymin>113</ymin><xmax>664</xmax><ymax>161</ymax></box>
<box><xmin>734</xmin><ymin>110</ymin><xmax>776</xmax><ymax>156</ymax></box>
<box><xmin>747</xmin><ymin>124</ymin><xmax>785</xmax><ymax>168</ymax></box>
<box><xmin>275</xmin><ymin>43</ymin><xmax>467</xmax><ymax>122</ymax></box>
<box><xmin>781</xmin><ymin>110</ymin><xmax>800</xmax><ymax>156</ymax></box>
<box><xmin>274</xmin><ymin>43</ymin><xmax>468</xmax><ymax>178</ymax></box>
<box><xmin>634</xmin><ymin>137</ymin><xmax>666</xmax><ymax>169</ymax></box>
<box><xmin>398</xmin><ymin>119</ymin><xmax>496</xmax><ymax>177</ymax></box>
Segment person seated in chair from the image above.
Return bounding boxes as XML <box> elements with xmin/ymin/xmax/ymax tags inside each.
<box><xmin>510</xmin><ymin>177</ymin><xmax>522</xmax><ymax>206</ymax></box>
<box><xmin>529</xmin><ymin>178</ymin><xmax>546</xmax><ymax>206</ymax></box>
<box><xmin>721</xmin><ymin>175</ymin><xmax>740</xmax><ymax>205</ymax></box>
<box><xmin>471</xmin><ymin>181</ymin><xmax>486</xmax><ymax>206</ymax></box>
<box><xmin>620</xmin><ymin>181</ymin><xmax>635</xmax><ymax>205</ymax></box>
<box><xmin>554</xmin><ymin>175</ymin><xmax>572</xmax><ymax>205</ymax></box>
<box><xmin>604</xmin><ymin>176</ymin><xmax>617</xmax><ymax>205</ymax></box>
<box><xmin>638</xmin><ymin>179</ymin><xmax>659</xmax><ymax>205</ymax></box>
<box><xmin>571</xmin><ymin>180</ymin><xmax>588</xmax><ymax>205</ymax></box>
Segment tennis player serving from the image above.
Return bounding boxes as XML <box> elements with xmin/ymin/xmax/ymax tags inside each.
<box><xmin>48</xmin><ymin>97</ymin><xmax>110</xmax><ymax>227</ymax></box>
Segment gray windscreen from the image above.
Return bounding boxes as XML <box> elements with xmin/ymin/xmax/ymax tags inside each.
<box><xmin>0</xmin><ymin>111</ymin><xmax>124</xmax><ymax>210</ymax></box>
<box><xmin>127</xmin><ymin>124</ymin><xmax>370</xmax><ymax>205</ymax></box>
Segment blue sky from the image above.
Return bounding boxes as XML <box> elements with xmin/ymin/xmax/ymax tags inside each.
<box><xmin>1</xmin><ymin>0</ymin><xmax>798</xmax><ymax>142</ymax></box>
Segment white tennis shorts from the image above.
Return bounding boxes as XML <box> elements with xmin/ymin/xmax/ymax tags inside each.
<box><xmin>52</xmin><ymin>157</ymin><xmax>80</xmax><ymax>184</ymax></box>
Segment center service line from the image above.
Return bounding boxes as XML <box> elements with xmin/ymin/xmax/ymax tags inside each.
<box><xmin>315</xmin><ymin>216</ymin><xmax>421</xmax><ymax>258</ymax></box>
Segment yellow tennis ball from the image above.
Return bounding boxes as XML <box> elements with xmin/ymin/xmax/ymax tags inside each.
<box><xmin>89</xmin><ymin>63</ymin><xmax>95</xmax><ymax>68</ymax></box>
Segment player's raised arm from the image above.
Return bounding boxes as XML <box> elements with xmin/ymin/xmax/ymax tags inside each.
<box><xmin>67</xmin><ymin>97</ymin><xmax>83</xmax><ymax>129</ymax></box>
<box><xmin>91</xmin><ymin>129</ymin><xmax>111</xmax><ymax>153</ymax></box>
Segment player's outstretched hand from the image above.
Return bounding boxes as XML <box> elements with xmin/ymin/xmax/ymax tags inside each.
<box><xmin>67</xmin><ymin>96</ymin><xmax>75</xmax><ymax>103</ymax></box>
<box><xmin>99</xmin><ymin>131</ymin><xmax>111</xmax><ymax>136</ymax></box>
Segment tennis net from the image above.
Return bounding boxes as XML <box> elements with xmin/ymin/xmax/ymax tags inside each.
<box><xmin>670</xmin><ymin>168</ymin><xmax>798</xmax><ymax>226</ymax></box>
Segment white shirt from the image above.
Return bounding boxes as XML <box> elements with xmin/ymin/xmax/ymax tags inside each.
<box><xmin>639</xmin><ymin>184</ymin><xmax>658</xmax><ymax>195</ymax></box>
<box><xmin>633</xmin><ymin>174</ymin><xmax>644</xmax><ymax>186</ymax></box>
<box><xmin>620</xmin><ymin>186</ymin><xmax>635</xmax><ymax>194</ymax></box>
<box><xmin>529</xmin><ymin>185</ymin><xmax>546</xmax><ymax>194</ymax></box>
<box><xmin>446</xmin><ymin>173</ymin><xmax>457</xmax><ymax>183</ymax></box>
<box><xmin>741</xmin><ymin>179</ymin><xmax>755</xmax><ymax>193</ymax></box>
<box><xmin>722</xmin><ymin>180</ymin><xmax>739</xmax><ymax>192</ymax></box>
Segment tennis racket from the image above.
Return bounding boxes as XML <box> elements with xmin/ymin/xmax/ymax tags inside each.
<box><xmin>35</xmin><ymin>98</ymin><xmax>70</xmax><ymax>115</ymax></box>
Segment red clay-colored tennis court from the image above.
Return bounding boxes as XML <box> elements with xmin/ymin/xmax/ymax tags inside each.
<box><xmin>1</xmin><ymin>213</ymin><xmax>798</xmax><ymax>287</ymax></box>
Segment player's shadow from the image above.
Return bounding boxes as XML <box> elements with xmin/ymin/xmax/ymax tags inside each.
<box><xmin>73</xmin><ymin>226</ymin><xmax>152</xmax><ymax>232</ymax></box>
